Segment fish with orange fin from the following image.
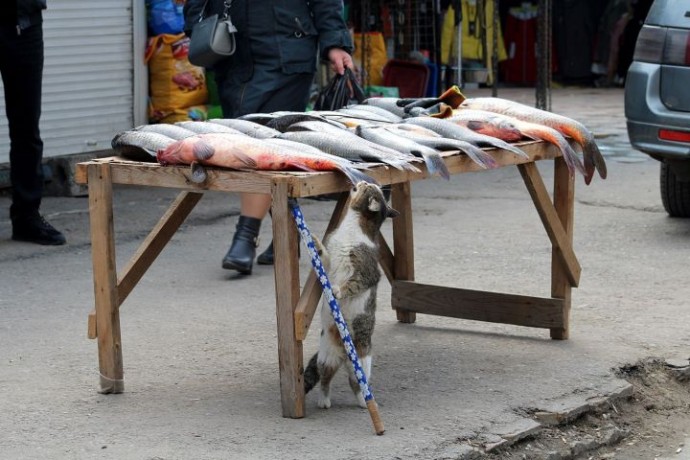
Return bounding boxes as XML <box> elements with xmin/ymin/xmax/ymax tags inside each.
<box><xmin>157</xmin><ymin>133</ymin><xmax>376</xmax><ymax>186</ymax></box>
<box><xmin>449</xmin><ymin>109</ymin><xmax>587</xmax><ymax>177</ymax></box>
<box><xmin>460</xmin><ymin>97</ymin><xmax>606</xmax><ymax>184</ymax></box>
<box><xmin>447</xmin><ymin>109</ymin><xmax>525</xmax><ymax>142</ymax></box>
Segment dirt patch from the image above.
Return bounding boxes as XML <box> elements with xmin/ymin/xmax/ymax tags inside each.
<box><xmin>484</xmin><ymin>358</ymin><xmax>690</xmax><ymax>460</ymax></box>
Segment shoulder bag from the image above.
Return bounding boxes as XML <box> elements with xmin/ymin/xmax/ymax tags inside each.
<box><xmin>188</xmin><ymin>0</ymin><xmax>237</xmax><ymax>68</ymax></box>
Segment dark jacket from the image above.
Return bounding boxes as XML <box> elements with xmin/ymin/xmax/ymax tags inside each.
<box><xmin>183</xmin><ymin>0</ymin><xmax>352</xmax><ymax>80</ymax></box>
<box><xmin>16</xmin><ymin>0</ymin><xmax>46</xmax><ymax>30</ymax></box>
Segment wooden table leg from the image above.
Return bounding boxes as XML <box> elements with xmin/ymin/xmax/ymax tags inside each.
<box><xmin>391</xmin><ymin>181</ymin><xmax>416</xmax><ymax>323</ymax></box>
<box><xmin>271</xmin><ymin>182</ymin><xmax>305</xmax><ymax>418</ymax></box>
<box><xmin>550</xmin><ymin>158</ymin><xmax>575</xmax><ymax>340</ymax></box>
<box><xmin>88</xmin><ymin>164</ymin><xmax>124</xmax><ymax>393</ymax></box>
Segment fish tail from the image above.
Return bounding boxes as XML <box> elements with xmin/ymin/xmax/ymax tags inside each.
<box><xmin>548</xmin><ymin>131</ymin><xmax>587</xmax><ymax>178</ymax></box>
<box><xmin>560</xmin><ymin>124</ymin><xmax>607</xmax><ymax>183</ymax></box>
<box><xmin>458</xmin><ymin>142</ymin><xmax>498</xmax><ymax>169</ymax></box>
<box><xmin>419</xmin><ymin>150</ymin><xmax>450</xmax><ymax>180</ymax></box>
<box><xmin>583</xmin><ymin>138</ymin><xmax>607</xmax><ymax>183</ymax></box>
<box><xmin>338</xmin><ymin>163</ymin><xmax>379</xmax><ymax>186</ymax></box>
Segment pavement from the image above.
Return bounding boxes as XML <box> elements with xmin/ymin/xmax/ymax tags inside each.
<box><xmin>1</xmin><ymin>87</ymin><xmax>688</xmax><ymax>460</ymax></box>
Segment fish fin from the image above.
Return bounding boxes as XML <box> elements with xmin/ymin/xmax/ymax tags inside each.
<box><xmin>192</xmin><ymin>141</ymin><xmax>215</xmax><ymax>161</ymax></box>
<box><xmin>190</xmin><ymin>162</ymin><xmax>207</xmax><ymax>183</ymax></box>
<box><xmin>417</xmin><ymin>150</ymin><xmax>450</xmax><ymax>180</ymax></box>
<box><xmin>232</xmin><ymin>149</ymin><xmax>258</xmax><ymax>169</ymax></box>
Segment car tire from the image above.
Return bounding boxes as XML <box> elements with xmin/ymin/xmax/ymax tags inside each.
<box><xmin>660</xmin><ymin>162</ymin><xmax>690</xmax><ymax>218</ymax></box>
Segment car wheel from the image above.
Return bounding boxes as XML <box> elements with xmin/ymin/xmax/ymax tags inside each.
<box><xmin>660</xmin><ymin>162</ymin><xmax>690</xmax><ymax>218</ymax></box>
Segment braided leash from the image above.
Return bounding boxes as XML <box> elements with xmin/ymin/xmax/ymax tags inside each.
<box><xmin>288</xmin><ymin>198</ymin><xmax>385</xmax><ymax>435</ymax></box>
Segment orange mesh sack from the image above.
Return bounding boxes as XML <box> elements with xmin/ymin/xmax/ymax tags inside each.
<box><xmin>146</xmin><ymin>33</ymin><xmax>209</xmax><ymax>123</ymax></box>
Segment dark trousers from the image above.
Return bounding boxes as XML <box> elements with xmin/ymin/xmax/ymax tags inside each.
<box><xmin>216</xmin><ymin>65</ymin><xmax>313</xmax><ymax>118</ymax></box>
<box><xmin>0</xmin><ymin>23</ymin><xmax>44</xmax><ymax>218</ymax></box>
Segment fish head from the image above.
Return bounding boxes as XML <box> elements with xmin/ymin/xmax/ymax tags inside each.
<box><xmin>156</xmin><ymin>140</ymin><xmax>186</xmax><ymax>165</ymax></box>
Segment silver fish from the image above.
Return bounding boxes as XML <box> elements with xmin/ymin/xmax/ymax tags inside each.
<box><xmin>361</xmin><ymin>97</ymin><xmax>407</xmax><ymax>117</ymax></box>
<box><xmin>336</xmin><ymin>106</ymin><xmax>401</xmax><ymax>123</ymax></box>
<box><xmin>383</xmin><ymin>124</ymin><xmax>498</xmax><ymax>169</ymax></box>
<box><xmin>264</xmin><ymin>112</ymin><xmax>347</xmax><ymax>132</ymax></box>
<box><xmin>343</xmin><ymin>104</ymin><xmax>404</xmax><ymax>122</ymax></box>
<box><xmin>402</xmin><ymin>116</ymin><xmax>529</xmax><ymax>159</ymax></box>
<box><xmin>279</xmin><ymin>130</ymin><xmax>421</xmax><ymax>172</ymax></box>
<box><xmin>135</xmin><ymin>124</ymin><xmax>197</xmax><ymax>140</ymax></box>
<box><xmin>112</xmin><ymin>130</ymin><xmax>177</xmax><ymax>162</ymax></box>
<box><xmin>208</xmin><ymin>118</ymin><xmax>281</xmax><ymax>139</ymax></box>
<box><xmin>175</xmin><ymin>121</ymin><xmax>244</xmax><ymax>135</ymax></box>
<box><xmin>356</xmin><ymin>125</ymin><xmax>451</xmax><ymax>179</ymax></box>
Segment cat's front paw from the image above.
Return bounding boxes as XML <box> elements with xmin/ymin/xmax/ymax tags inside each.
<box><xmin>331</xmin><ymin>286</ymin><xmax>342</xmax><ymax>299</ymax></box>
<box><xmin>317</xmin><ymin>395</ymin><xmax>332</xmax><ymax>409</ymax></box>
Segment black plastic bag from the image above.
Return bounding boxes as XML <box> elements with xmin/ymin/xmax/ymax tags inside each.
<box><xmin>314</xmin><ymin>67</ymin><xmax>366</xmax><ymax>111</ymax></box>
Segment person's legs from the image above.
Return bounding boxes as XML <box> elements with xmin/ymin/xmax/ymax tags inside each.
<box><xmin>0</xmin><ymin>24</ymin><xmax>65</xmax><ymax>245</ymax></box>
<box><xmin>220</xmin><ymin>68</ymin><xmax>313</xmax><ymax>272</ymax></box>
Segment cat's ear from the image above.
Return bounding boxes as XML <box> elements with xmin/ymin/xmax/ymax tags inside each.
<box><xmin>368</xmin><ymin>197</ymin><xmax>382</xmax><ymax>213</ymax></box>
<box><xmin>386</xmin><ymin>206</ymin><xmax>400</xmax><ymax>218</ymax></box>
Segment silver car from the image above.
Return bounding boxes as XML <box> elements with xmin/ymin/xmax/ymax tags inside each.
<box><xmin>624</xmin><ymin>0</ymin><xmax>690</xmax><ymax>217</ymax></box>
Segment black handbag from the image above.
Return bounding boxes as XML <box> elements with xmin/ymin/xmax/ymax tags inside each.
<box><xmin>314</xmin><ymin>67</ymin><xmax>366</xmax><ymax>111</ymax></box>
<box><xmin>188</xmin><ymin>0</ymin><xmax>237</xmax><ymax>68</ymax></box>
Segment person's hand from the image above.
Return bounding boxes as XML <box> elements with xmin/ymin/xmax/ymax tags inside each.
<box><xmin>327</xmin><ymin>48</ymin><xmax>353</xmax><ymax>75</ymax></box>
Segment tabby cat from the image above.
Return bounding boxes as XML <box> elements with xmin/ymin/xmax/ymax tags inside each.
<box><xmin>304</xmin><ymin>181</ymin><xmax>399</xmax><ymax>408</ymax></box>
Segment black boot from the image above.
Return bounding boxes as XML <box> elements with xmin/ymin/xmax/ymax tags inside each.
<box><xmin>256</xmin><ymin>241</ymin><xmax>274</xmax><ymax>265</ymax></box>
<box><xmin>222</xmin><ymin>216</ymin><xmax>261</xmax><ymax>274</ymax></box>
<box><xmin>12</xmin><ymin>211</ymin><xmax>66</xmax><ymax>246</ymax></box>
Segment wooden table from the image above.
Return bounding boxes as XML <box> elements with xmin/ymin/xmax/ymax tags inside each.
<box><xmin>74</xmin><ymin>141</ymin><xmax>580</xmax><ymax>419</ymax></box>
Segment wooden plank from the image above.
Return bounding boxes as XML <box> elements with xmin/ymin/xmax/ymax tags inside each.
<box><xmin>377</xmin><ymin>235</ymin><xmax>394</xmax><ymax>283</ymax></box>
<box><xmin>117</xmin><ymin>191</ymin><xmax>203</xmax><ymax>304</ymax></box>
<box><xmin>391</xmin><ymin>182</ymin><xmax>416</xmax><ymax>323</ymax></box>
<box><xmin>74</xmin><ymin>142</ymin><xmax>560</xmax><ymax>198</ymax></box>
<box><xmin>87</xmin><ymin>163</ymin><xmax>124</xmax><ymax>394</ymax></box>
<box><xmin>271</xmin><ymin>180</ymin><xmax>305</xmax><ymax>418</ymax></box>
<box><xmin>294</xmin><ymin>192</ymin><xmax>350</xmax><ymax>341</ymax></box>
<box><xmin>518</xmin><ymin>162</ymin><xmax>581</xmax><ymax>287</ymax></box>
<box><xmin>550</xmin><ymin>158</ymin><xmax>575</xmax><ymax>340</ymax></box>
<box><xmin>392</xmin><ymin>280</ymin><xmax>565</xmax><ymax>329</ymax></box>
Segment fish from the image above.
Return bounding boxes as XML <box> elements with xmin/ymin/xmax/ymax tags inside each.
<box><xmin>455</xmin><ymin>110</ymin><xmax>586</xmax><ymax>176</ymax></box>
<box><xmin>157</xmin><ymin>133</ymin><xmax>376</xmax><ymax>186</ymax></box>
<box><xmin>460</xmin><ymin>97</ymin><xmax>606</xmax><ymax>183</ymax></box>
<box><xmin>279</xmin><ymin>130</ymin><xmax>422</xmax><ymax>173</ymax></box>
<box><xmin>360</xmin><ymin>97</ymin><xmax>407</xmax><ymax>117</ymax></box>
<box><xmin>381</xmin><ymin>124</ymin><xmax>498</xmax><ymax>169</ymax></box>
<box><xmin>447</xmin><ymin>109</ymin><xmax>526</xmax><ymax>142</ymax></box>
<box><xmin>111</xmin><ymin>130</ymin><xmax>177</xmax><ymax>162</ymax></box>
<box><xmin>356</xmin><ymin>125</ymin><xmax>451</xmax><ymax>179</ymax></box>
<box><xmin>337</xmin><ymin>104</ymin><xmax>402</xmax><ymax>122</ymax></box>
<box><xmin>261</xmin><ymin>111</ymin><xmax>347</xmax><ymax>132</ymax></box>
<box><xmin>236</xmin><ymin>113</ymin><xmax>278</xmax><ymax>125</ymax></box>
<box><xmin>175</xmin><ymin>121</ymin><xmax>244</xmax><ymax>135</ymax></box>
<box><xmin>402</xmin><ymin>116</ymin><xmax>529</xmax><ymax>159</ymax></box>
<box><xmin>208</xmin><ymin>118</ymin><xmax>281</xmax><ymax>139</ymax></box>
<box><xmin>134</xmin><ymin>123</ymin><xmax>197</xmax><ymax>140</ymax></box>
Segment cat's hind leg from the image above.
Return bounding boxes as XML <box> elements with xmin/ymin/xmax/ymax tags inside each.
<box><xmin>347</xmin><ymin>354</ymin><xmax>372</xmax><ymax>409</ymax></box>
<box><xmin>316</xmin><ymin>327</ymin><xmax>345</xmax><ymax>409</ymax></box>
<box><xmin>317</xmin><ymin>359</ymin><xmax>340</xmax><ymax>409</ymax></box>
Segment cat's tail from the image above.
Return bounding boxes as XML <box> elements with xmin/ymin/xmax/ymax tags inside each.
<box><xmin>304</xmin><ymin>352</ymin><xmax>320</xmax><ymax>394</ymax></box>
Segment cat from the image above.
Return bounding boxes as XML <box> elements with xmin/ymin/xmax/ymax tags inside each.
<box><xmin>303</xmin><ymin>181</ymin><xmax>399</xmax><ymax>409</ymax></box>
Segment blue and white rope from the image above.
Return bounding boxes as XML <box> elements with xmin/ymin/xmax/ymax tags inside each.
<box><xmin>289</xmin><ymin>199</ymin><xmax>373</xmax><ymax>402</ymax></box>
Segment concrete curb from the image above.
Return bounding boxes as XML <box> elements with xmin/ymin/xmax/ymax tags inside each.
<box><xmin>443</xmin><ymin>380</ymin><xmax>634</xmax><ymax>459</ymax></box>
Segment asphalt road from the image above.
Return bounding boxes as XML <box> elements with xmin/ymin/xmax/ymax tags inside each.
<box><xmin>1</xmin><ymin>88</ymin><xmax>688</xmax><ymax>460</ymax></box>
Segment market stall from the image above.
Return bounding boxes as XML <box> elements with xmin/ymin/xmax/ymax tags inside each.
<box><xmin>75</xmin><ymin>136</ymin><xmax>580</xmax><ymax>418</ymax></box>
